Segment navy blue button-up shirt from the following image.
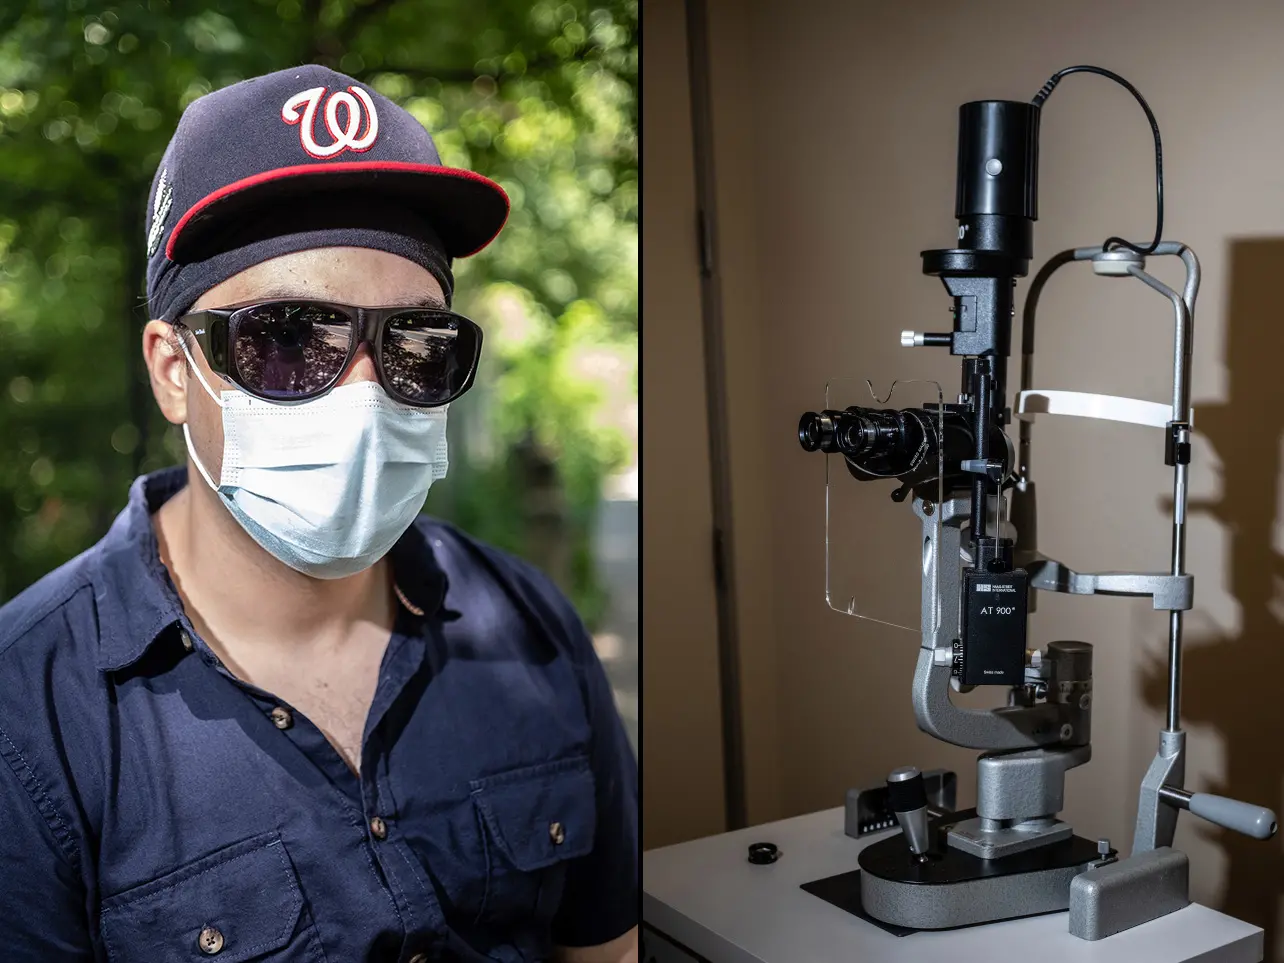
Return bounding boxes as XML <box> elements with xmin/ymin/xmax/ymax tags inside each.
<box><xmin>0</xmin><ymin>468</ymin><xmax>638</xmax><ymax>962</ymax></box>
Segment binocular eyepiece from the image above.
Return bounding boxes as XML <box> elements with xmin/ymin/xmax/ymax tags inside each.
<box><xmin>798</xmin><ymin>406</ymin><xmax>922</xmax><ymax>460</ymax></box>
<box><xmin>799</xmin><ymin>404</ymin><xmax>1005</xmax><ymax>498</ymax></box>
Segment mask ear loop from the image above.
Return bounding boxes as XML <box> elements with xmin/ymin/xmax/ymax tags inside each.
<box><xmin>173</xmin><ymin>324</ymin><xmax>230</xmax><ymax>493</ymax></box>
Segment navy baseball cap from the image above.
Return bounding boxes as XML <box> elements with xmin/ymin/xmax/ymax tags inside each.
<box><xmin>145</xmin><ymin>64</ymin><xmax>510</xmax><ymax>321</ymax></box>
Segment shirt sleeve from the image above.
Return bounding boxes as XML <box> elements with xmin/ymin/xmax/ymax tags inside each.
<box><xmin>551</xmin><ymin>613</ymin><xmax>639</xmax><ymax>948</ymax></box>
<box><xmin>0</xmin><ymin>730</ymin><xmax>93</xmax><ymax>960</ymax></box>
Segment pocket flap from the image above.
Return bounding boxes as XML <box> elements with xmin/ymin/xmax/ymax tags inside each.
<box><xmin>101</xmin><ymin>831</ymin><xmax>304</xmax><ymax>963</ymax></box>
<box><xmin>470</xmin><ymin>755</ymin><xmax>597</xmax><ymax>872</ymax></box>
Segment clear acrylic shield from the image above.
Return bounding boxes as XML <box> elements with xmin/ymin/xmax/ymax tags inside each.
<box><xmin>817</xmin><ymin>378</ymin><xmax>946</xmax><ymax>636</ymax></box>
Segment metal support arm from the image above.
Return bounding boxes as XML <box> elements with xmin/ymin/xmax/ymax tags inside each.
<box><xmin>912</xmin><ymin>496</ymin><xmax>1089</xmax><ymax>750</ymax></box>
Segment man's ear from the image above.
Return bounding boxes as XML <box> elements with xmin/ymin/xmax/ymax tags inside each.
<box><xmin>143</xmin><ymin>320</ymin><xmax>188</xmax><ymax>426</ymax></box>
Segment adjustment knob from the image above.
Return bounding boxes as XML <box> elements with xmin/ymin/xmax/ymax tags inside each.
<box><xmin>900</xmin><ymin>331</ymin><xmax>952</xmax><ymax>348</ymax></box>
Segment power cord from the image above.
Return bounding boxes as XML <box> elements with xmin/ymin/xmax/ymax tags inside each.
<box><xmin>1032</xmin><ymin>66</ymin><xmax>1164</xmax><ymax>256</ymax></box>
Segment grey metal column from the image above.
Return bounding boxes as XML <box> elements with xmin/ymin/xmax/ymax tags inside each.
<box><xmin>1125</xmin><ymin>258</ymin><xmax>1193</xmax><ymax>733</ymax></box>
<box><xmin>684</xmin><ymin>0</ymin><xmax>747</xmax><ymax>830</ymax></box>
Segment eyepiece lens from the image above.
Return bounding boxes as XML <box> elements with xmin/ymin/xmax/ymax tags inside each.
<box><xmin>799</xmin><ymin>412</ymin><xmax>824</xmax><ymax>451</ymax></box>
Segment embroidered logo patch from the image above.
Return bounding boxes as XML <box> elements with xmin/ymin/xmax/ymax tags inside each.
<box><xmin>146</xmin><ymin>167</ymin><xmax>173</xmax><ymax>258</ymax></box>
<box><xmin>281</xmin><ymin>85</ymin><xmax>379</xmax><ymax>159</ymax></box>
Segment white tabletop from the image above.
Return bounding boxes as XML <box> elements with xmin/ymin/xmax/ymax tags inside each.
<box><xmin>643</xmin><ymin>807</ymin><xmax>1263</xmax><ymax>963</ymax></box>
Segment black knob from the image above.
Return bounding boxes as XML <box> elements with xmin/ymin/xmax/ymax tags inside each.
<box><xmin>887</xmin><ymin>767</ymin><xmax>932</xmax><ymax>856</ymax></box>
<box><xmin>887</xmin><ymin>766</ymin><xmax>927</xmax><ymax>813</ymax></box>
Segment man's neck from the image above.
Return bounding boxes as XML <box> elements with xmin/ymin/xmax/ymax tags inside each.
<box><xmin>153</xmin><ymin>471</ymin><xmax>397</xmax><ymax>659</ymax></box>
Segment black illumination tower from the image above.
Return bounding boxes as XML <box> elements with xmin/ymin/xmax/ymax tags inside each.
<box><xmin>920</xmin><ymin>100</ymin><xmax>1040</xmax><ymax>569</ymax></box>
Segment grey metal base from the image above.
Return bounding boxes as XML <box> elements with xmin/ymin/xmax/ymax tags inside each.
<box><xmin>1070</xmin><ymin>847</ymin><xmax>1191</xmax><ymax>940</ymax></box>
<box><xmin>860</xmin><ymin>855</ymin><xmax>1096</xmax><ymax>930</ymax></box>
<box><xmin>644</xmin><ymin>805</ymin><xmax>1264</xmax><ymax>962</ymax></box>
<box><xmin>948</xmin><ymin>816</ymin><xmax>1073</xmax><ymax>859</ymax></box>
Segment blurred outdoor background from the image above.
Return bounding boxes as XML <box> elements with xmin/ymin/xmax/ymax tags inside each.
<box><xmin>0</xmin><ymin>0</ymin><xmax>638</xmax><ymax>747</ymax></box>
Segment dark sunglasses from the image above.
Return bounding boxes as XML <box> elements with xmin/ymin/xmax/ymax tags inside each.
<box><xmin>174</xmin><ymin>299</ymin><xmax>483</xmax><ymax>407</ymax></box>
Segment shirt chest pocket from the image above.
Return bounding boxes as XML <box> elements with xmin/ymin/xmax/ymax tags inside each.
<box><xmin>470</xmin><ymin>754</ymin><xmax>597</xmax><ymax>927</ymax></box>
<box><xmin>100</xmin><ymin>831</ymin><xmax>322</xmax><ymax>963</ymax></box>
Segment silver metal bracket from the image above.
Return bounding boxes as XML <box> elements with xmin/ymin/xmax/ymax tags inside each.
<box><xmin>948</xmin><ymin>816</ymin><xmax>1072</xmax><ymax>859</ymax></box>
<box><xmin>1134</xmin><ymin>730</ymin><xmax>1185</xmax><ymax>854</ymax></box>
<box><xmin>1024</xmin><ymin>557</ymin><xmax>1194</xmax><ymax>611</ymax></box>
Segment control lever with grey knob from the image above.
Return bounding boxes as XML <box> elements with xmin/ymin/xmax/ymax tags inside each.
<box><xmin>1158</xmin><ymin>786</ymin><xmax>1278</xmax><ymax>840</ymax></box>
<box><xmin>887</xmin><ymin>766</ymin><xmax>931</xmax><ymax>855</ymax></box>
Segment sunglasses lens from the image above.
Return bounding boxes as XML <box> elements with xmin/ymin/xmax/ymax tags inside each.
<box><xmin>230</xmin><ymin>303</ymin><xmax>353</xmax><ymax>399</ymax></box>
<box><xmin>381</xmin><ymin>311</ymin><xmax>477</xmax><ymax>405</ymax></box>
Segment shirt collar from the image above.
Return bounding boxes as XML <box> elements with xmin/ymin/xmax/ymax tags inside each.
<box><xmin>93</xmin><ymin>467</ymin><xmax>448</xmax><ymax>672</ymax></box>
<box><xmin>388</xmin><ymin>519</ymin><xmax>449</xmax><ymax>621</ymax></box>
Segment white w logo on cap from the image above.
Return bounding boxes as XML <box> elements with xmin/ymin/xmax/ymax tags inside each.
<box><xmin>281</xmin><ymin>86</ymin><xmax>379</xmax><ymax>158</ymax></box>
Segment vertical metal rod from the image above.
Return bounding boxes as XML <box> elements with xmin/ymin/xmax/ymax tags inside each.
<box><xmin>971</xmin><ymin>360</ymin><xmax>991</xmax><ymax>541</ymax></box>
<box><xmin>1167</xmin><ymin>467</ymin><xmax>1186</xmax><ymax>732</ymax></box>
<box><xmin>1165</xmin><ymin>282</ymin><xmax>1190</xmax><ymax>733</ymax></box>
<box><xmin>1166</xmin><ymin>422</ymin><xmax>1189</xmax><ymax>731</ymax></box>
<box><xmin>1166</xmin><ymin>620</ymin><xmax>1183</xmax><ymax>730</ymax></box>
<box><xmin>685</xmin><ymin>0</ymin><xmax>747</xmax><ymax>831</ymax></box>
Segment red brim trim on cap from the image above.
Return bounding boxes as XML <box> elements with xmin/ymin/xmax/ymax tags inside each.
<box><xmin>165</xmin><ymin>161</ymin><xmax>510</xmax><ymax>260</ymax></box>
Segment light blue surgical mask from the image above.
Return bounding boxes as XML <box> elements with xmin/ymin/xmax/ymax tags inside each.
<box><xmin>180</xmin><ymin>342</ymin><xmax>449</xmax><ymax>579</ymax></box>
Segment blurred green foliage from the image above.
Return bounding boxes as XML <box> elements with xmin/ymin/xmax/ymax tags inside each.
<box><xmin>0</xmin><ymin>0</ymin><xmax>637</xmax><ymax>623</ymax></box>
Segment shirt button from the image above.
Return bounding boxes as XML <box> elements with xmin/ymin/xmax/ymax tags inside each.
<box><xmin>370</xmin><ymin>815</ymin><xmax>388</xmax><ymax>840</ymax></box>
<box><xmin>180</xmin><ymin>630</ymin><xmax>194</xmax><ymax>651</ymax></box>
<box><xmin>197</xmin><ymin>925</ymin><xmax>224</xmax><ymax>954</ymax></box>
<box><xmin>269</xmin><ymin>706</ymin><xmax>293</xmax><ymax>730</ymax></box>
<box><xmin>549</xmin><ymin>821</ymin><xmax>565</xmax><ymax>845</ymax></box>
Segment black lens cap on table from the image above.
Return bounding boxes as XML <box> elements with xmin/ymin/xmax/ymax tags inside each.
<box><xmin>747</xmin><ymin>842</ymin><xmax>780</xmax><ymax>864</ymax></box>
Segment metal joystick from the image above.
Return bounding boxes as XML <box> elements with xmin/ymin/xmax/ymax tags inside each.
<box><xmin>1158</xmin><ymin>787</ymin><xmax>1278</xmax><ymax>840</ymax></box>
<box><xmin>887</xmin><ymin>766</ymin><xmax>931</xmax><ymax>855</ymax></box>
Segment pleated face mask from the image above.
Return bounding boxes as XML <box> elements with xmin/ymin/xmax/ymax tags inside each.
<box><xmin>180</xmin><ymin>339</ymin><xmax>448</xmax><ymax>579</ymax></box>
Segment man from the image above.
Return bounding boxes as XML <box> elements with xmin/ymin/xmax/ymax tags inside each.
<box><xmin>0</xmin><ymin>65</ymin><xmax>638</xmax><ymax>962</ymax></box>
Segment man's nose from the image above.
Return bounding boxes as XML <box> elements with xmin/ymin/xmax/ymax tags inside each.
<box><xmin>341</xmin><ymin>343</ymin><xmax>379</xmax><ymax>385</ymax></box>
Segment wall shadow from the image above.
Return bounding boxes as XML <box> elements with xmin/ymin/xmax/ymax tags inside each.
<box><xmin>1141</xmin><ymin>238</ymin><xmax>1284</xmax><ymax>959</ymax></box>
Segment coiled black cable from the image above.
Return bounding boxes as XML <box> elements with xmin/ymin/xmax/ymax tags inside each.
<box><xmin>1032</xmin><ymin>66</ymin><xmax>1163</xmax><ymax>256</ymax></box>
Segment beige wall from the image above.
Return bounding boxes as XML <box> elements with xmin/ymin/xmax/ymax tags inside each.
<box><xmin>640</xmin><ymin>0</ymin><xmax>727</xmax><ymax>851</ymax></box>
<box><xmin>648</xmin><ymin>0</ymin><xmax>1284</xmax><ymax>953</ymax></box>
